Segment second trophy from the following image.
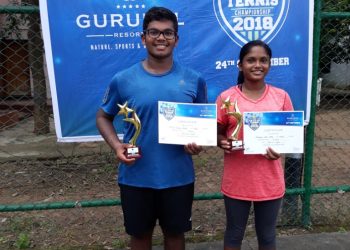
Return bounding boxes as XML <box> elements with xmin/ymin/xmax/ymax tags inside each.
<box><xmin>221</xmin><ymin>96</ymin><xmax>244</xmax><ymax>150</ymax></box>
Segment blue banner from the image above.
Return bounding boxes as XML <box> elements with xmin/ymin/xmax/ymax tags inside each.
<box><xmin>244</xmin><ymin>111</ymin><xmax>304</xmax><ymax>126</ymax></box>
<box><xmin>159</xmin><ymin>102</ymin><xmax>217</xmax><ymax>119</ymax></box>
<box><xmin>39</xmin><ymin>0</ymin><xmax>313</xmax><ymax>142</ymax></box>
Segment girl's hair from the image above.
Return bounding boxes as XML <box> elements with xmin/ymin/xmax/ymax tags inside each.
<box><xmin>237</xmin><ymin>40</ymin><xmax>272</xmax><ymax>84</ymax></box>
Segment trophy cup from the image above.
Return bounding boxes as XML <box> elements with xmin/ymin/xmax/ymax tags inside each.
<box><xmin>221</xmin><ymin>96</ymin><xmax>244</xmax><ymax>150</ymax></box>
<box><xmin>117</xmin><ymin>102</ymin><xmax>142</xmax><ymax>159</ymax></box>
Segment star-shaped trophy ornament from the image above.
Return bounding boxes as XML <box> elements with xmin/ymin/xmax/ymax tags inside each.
<box><xmin>117</xmin><ymin>102</ymin><xmax>142</xmax><ymax>159</ymax></box>
<box><xmin>221</xmin><ymin>96</ymin><xmax>244</xmax><ymax>150</ymax></box>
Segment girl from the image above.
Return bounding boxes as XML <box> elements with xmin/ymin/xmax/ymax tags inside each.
<box><xmin>216</xmin><ymin>40</ymin><xmax>293</xmax><ymax>250</ymax></box>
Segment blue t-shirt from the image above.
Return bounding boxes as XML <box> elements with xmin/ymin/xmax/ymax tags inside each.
<box><xmin>101</xmin><ymin>61</ymin><xmax>207</xmax><ymax>188</ymax></box>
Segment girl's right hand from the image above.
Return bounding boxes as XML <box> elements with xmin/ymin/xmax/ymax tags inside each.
<box><xmin>218</xmin><ymin>139</ymin><xmax>233</xmax><ymax>154</ymax></box>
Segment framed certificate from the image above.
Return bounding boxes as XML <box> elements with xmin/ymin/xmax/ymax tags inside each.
<box><xmin>243</xmin><ymin>111</ymin><xmax>304</xmax><ymax>154</ymax></box>
<box><xmin>158</xmin><ymin>101</ymin><xmax>217</xmax><ymax>146</ymax></box>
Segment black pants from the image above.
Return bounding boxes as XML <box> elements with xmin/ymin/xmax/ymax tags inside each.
<box><xmin>224</xmin><ymin>196</ymin><xmax>282</xmax><ymax>248</ymax></box>
<box><xmin>119</xmin><ymin>183</ymin><xmax>194</xmax><ymax>236</ymax></box>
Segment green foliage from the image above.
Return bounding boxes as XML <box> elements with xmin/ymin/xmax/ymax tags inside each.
<box><xmin>9</xmin><ymin>217</ymin><xmax>33</xmax><ymax>233</ymax></box>
<box><xmin>102</xmin><ymin>164</ymin><xmax>115</xmax><ymax>173</ymax></box>
<box><xmin>193</xmin><ymin>156</ymin><xmax>209</xmax><ymax>167</ymax></box>
<box><xmin>322</xmin><ymin>0</ymin><xmax>349</xmax><ymax>12</ymax></box>
<box><xmin>0</xmin><ymin>236</ymin><xmax>7</xmax><ymax>244</ymax></box>
<box><xmin>112</xmin><ymin>238</ymin><xmax>129</xmax><ymax>249</ymax></box>
<box><xmin>14</xmin><ymin>233</ymin><xmax>30</xmax><ymax>249</ymax></box>
<box><xmin>337</xmin><ymin>227</ymin><xmax>347</xmax><ymax>233</ymax></box>
<box><xmin>0</xmin><ymin>1</ymin><xmax>30</xmax><ymax>39</ymax></box>
<box><xmin>6</xmin><ymin>217</ymin><xmax>35</xmax><ymax>248</ymax></box>
<box><xmin>318</xmin><ymin>1</ymin><xmax>350</xmax><ymax>73</ymax></box>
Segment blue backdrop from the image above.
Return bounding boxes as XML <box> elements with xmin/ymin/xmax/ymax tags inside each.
<box><xmin>39</xmin><ymin>0</ymin><xmax>313</xmax><ymax>142</ymax></box>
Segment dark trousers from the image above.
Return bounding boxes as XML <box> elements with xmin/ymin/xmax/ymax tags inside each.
<box><xmin>224</xmin><ymin>197</ymin><xmax>282</xmax><ymax>248</ymax></box>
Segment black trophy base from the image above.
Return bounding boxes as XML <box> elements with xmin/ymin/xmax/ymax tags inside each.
<box><xmin>125</xmin><ymin>146</ymin><xmax>141</xmax><ymax>159</ymax></box>
<box><xmin>229</xmin><ymin>140</ymin><xmax>244</xmax><ymax>150</ymax></box>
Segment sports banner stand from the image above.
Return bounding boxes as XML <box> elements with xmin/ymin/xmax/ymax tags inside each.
<box><xmin>39</xmin><ymin>0</ymin><xmax>314</xmax><ymax>142</ymax></box>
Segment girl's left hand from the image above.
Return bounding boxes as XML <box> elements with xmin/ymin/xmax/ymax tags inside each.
<box><xmin>264</xmin><ymin>147</ymin><xmax>281</xmax><ymax>160</ymax></box>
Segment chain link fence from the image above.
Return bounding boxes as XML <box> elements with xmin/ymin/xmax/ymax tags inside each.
<box><xmin>0</xmin><ymin>1</ymin><xmax>349</xmax><ymax>249</ymax></box>
<box><xmin>0</xmin><ymin>1</ymin><xmax>49</xmax><ymax>134</ymax></box>
<box><xmin>310</xmin><ymin>0</ymin><xmax>350</xmax><ymax>229</ymax></box>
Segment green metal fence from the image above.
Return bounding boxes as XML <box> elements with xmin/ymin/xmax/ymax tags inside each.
<box><xmin>0</xmin><ymin>0</ymin><xmax>349</xmax><ymax>248</ymax></box>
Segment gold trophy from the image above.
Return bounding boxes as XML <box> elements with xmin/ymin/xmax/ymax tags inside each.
<box><xmin>117</xmin><ymin>101</ymin><xmax>142</xmax><ymax>159</ymax></box>
<box><xmin>221</xmin><ymin>96</ymin><xmax>244</xmax><ymax>150</ymax></box>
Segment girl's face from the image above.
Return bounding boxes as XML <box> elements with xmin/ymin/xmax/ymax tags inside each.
<box><xmin>238</xmin><ymin>45</ymin><xmax>271</xmax><ymax>83</ymax></box>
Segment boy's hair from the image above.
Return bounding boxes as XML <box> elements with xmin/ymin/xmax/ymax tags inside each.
<box><xmin>143</xmin><ymin>7</ymin><xmax>178</xmax><ymax>32</ymax></box>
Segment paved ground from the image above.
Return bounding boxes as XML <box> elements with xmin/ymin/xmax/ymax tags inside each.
<box><xmin>0</xmin><ymin>117</ymin><xmax>109</xmax><ymax>162</ymax></box>
<box><xmin>155</xmin><ymin>232</ymin><xmax>350</xmax><ymax>250</ymax></box>
<box><xmin>177</xmin><ymin>232</ymin><xmax>350</xmax><ymax>250</ymax></box>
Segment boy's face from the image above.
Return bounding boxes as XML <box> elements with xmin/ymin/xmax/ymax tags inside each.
<box><xmin>142</xmin><ymin>20</ymin><xmax>179</xmax><ymax>60</ymax></box>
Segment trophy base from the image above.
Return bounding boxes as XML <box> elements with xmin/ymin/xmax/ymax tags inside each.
<box><xmin>229</xmin><ymin>140</ymin><xmax>244</xmax><ymax>150</ymax></box>
<box><xmin>125</xmin><ymin>146</ymin><xmax>141</xmax><ymax>159</ymax></box>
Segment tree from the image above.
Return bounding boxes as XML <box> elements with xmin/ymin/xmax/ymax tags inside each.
<box><xmin>319</xmin><ymin>0</ymin><xmax>350</xmax><ymax>74</ymax></box>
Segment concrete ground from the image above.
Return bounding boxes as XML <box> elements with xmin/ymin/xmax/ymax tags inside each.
<box><xmin>153</xmin><ymin>232</ymin><xmax>350</xmax><ymax>250</ymax></box>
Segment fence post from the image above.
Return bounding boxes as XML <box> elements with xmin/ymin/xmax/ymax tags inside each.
<box><xmin>24</xmin><ymin>0</ymin><xmax>50</xmax><ymax>134</ymax></box>
<box><xmin>302</xmin><ymin>0</ymin><xmax>322</xmax><ymax>227</ymax></box>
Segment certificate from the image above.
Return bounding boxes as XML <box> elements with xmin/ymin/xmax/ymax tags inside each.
<box><xmin>158</xmin><ymin>101</ymin><xmax>217</xmax><ymax>146</ymax></box>
<box><xmin>243</xmin><ymin>111</ymin><xmax>304</xmax><ymax>154</ymax></box>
